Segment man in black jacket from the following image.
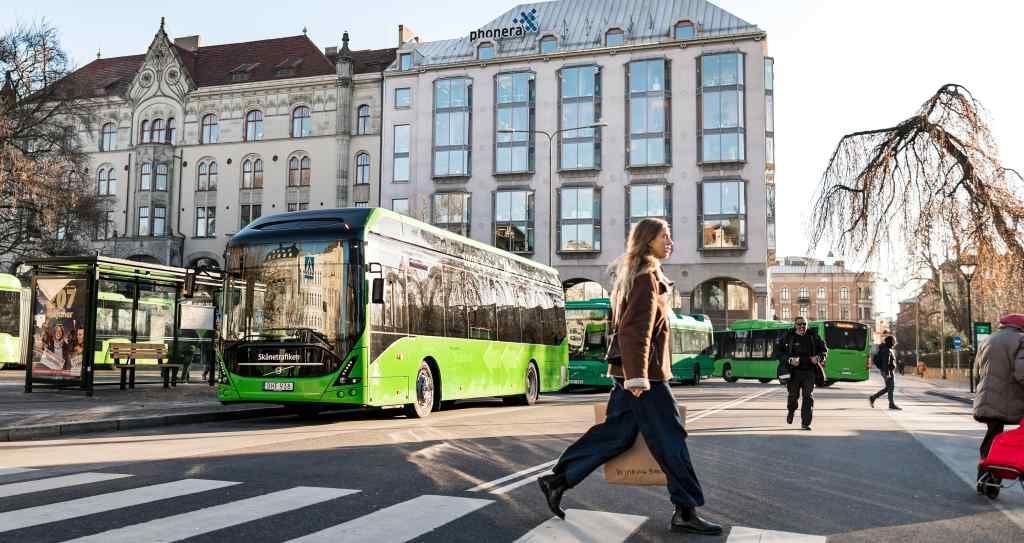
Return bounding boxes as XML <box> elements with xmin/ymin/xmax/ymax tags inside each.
<box><xmin>778</xmin><ymin>317</ymin><xmax>828</xmax><ymax>430</ymax></box>
<box><xmin>869</xmin><ymin>335</ymin><xmax>901</xmax><ymax>410</ymax></box>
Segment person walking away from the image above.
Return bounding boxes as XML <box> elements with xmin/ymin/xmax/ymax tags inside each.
<box><xmin>973</xmin><ymin>314</ymin><xmax>1024</xmax><ymax>486</ymax></box>
<box><xmin>537</xmin><ymin>218</ymin><xmax>721</xmax><ymax>536</ymax></box>
<box><xmin>869</xmin><ymin>336</ymin><xmax>901</xmax><ymax>410</ymax></box>
<box><xmin>778</xmin><ymin>317</ymin><xmax>827</xmax><ymax>430</ymax></box>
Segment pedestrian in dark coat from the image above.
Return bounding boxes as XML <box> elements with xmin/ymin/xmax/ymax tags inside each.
<box><xmin>537</xmin><ymin>218</ymin><xmax>720</xmax><ymax>536</ymax></box>
<box><xmin>973</xmin><ymin>314</ymin><xmax>1024</xmax><ymax>462</ymax></box>
<box><xmin>777</xmin><ymin>318</ymin><xmax>828</xmax><ymax>430</ymax></box>
<box><xmin>869</xmin><ymin>336</ymin><xmax>901</xmax><ymax>410</ymax></box>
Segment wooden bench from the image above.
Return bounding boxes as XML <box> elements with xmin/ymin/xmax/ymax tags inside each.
<box><xmin>110</xmin><ymin>343</ymin><xmax>182</xmax><ymax>389</ymax></box>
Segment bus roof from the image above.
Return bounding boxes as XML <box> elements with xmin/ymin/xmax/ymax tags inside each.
<box><xmin>0</xmin><ymin>273</ymin><xmax>21</xmax><ymax>291</ymax></box>
<box><xmin>565</xmin><ymin>298</ymin><xmax>611</xmax><ymax>310</ymax></box>
<box><xmin>670</xmin><ymin>312</ymin><xmax>714</xmax><ymax>332</ymax></box>
<box><xmin>728</xmin><ymin>319</ymin><xmax>795</xmax><ymax>331</ymax></box>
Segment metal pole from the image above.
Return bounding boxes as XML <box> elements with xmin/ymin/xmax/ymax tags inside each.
<box><xmin>967</xmin><ymin>275</ymin><xmax>975</xmax><ymax>393</ymax></box>
<box><xmin>548</xmin><ymin>132</ymin><xmax>554</xmax><ymax>267</ymax></box>
<box><xmin>940</xmin><ymin>268</ymin><xmax>946</xmax><ymax>379</ymax></box>
<box><xmin>915</xmin><ymin>300</ymin><xmax>920</xmax><ymax>368</ymax></box>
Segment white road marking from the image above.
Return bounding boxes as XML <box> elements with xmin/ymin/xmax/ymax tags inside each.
<box><xmin>63</xmin><ymin>486</ymin><xmax>359</xmax><ymax>543</ymax></box>
<box><xmin>0</xmin><ymin>472</ymin><xmax>132</xmax><ymax>498</ymax></box>
<box><xmin>0</xmin><ymin>479</ymin><xmax>239</xmax><ymax>533</ymax></box>
<box><xmin>0</xmin><ymin>467</ymin><xmax>38</xmax><ymax>477</ymax></box>
<box><xmin>469</xmin><ymin>387</ymin><xmax>779</xmax><ymax>494</ymax></box>
<box><xmin>286</xmin><ymin>494</ymin><xmax>492</xmax><ymax>542</ymax></box>
<box><xmin>726</xmin><ymin>526</ymin><xmax>827</xmax><ymax>542</ymax></box>
<box><xmin>514</xmin><ymin>509</ymin><xmax>647</xmax><ymax>542</ymax></box>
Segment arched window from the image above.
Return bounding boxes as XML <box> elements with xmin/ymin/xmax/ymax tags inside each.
<box><xmin>300</xmin><ymin>156</ymin><xmax>311</xmax><ymax>185</ymax></box>
<box><xmin>605</xmin><ymin>29</ymin><xmax>624</xmax><ymax>46</ymax></box>
<box><xmin>539</xmin><ymin>36</ymin><xmax>557</xmax><ymax>54</ymax></box>
<box><xmin>141</xmin><ymin>163</ymin><xmax>152</xmax><ymax>190</ymax></box>
<box><xmin>150</xmin><ymin>119</ymin><xmax>164</xmax><ymax>143</ymax></box>
<box><xmin>245</xmin><ymin>110</ymin><xmax>263</xmax><ymax>141</ymax></box>
<box><xmin>356</xmin><ymin>105</ymin><xmax>370</xmax><ymax>135</ymax></box>
<box><xmin>155</xmin><ymin>163</ymin><xmax>168</xmax><ymax>191</ymax></box>
<box><xmin>97</xmin><ymin>168</ymin><xmax>108</xmax><ymax>195</ymax></box>
<box><xmin>355</xmin><ymin>153</ymin><xmax>370</xmax><ymax>184</ymax></box>
<box><xmin>291</xmin><ymin>106</ymin><xmax>311</xmax><ymax>138</ymax></box>
<box><xmin>201</xmin><ymin>114</ymin><xmax>219</xmax><ymax>144</ymax></box>
<box><xmin>674</xmin><ymin>21</ymin><xmax>695</xmax><ymax>39</ymax></box>
<box><xmin>166</xmin><ymin>118</ymin><xmax>176</xmax><ymax>144</ymax></box>
<box><xmin>242</xmin><ymin>159</ymin><xmax>253</xmax><ymax>188</ymax></box>
<box><xmin>100</xmin><ymin>123</ymin><xmax>117</xmax><ymax>151</ymax></box>
<box><xmin>288</xmin><ymin>157</ymin><xmax>299</xmax><ymax>186</ymax></box>
<box><xmin>208</xmin><ymin>161</ymin><xmax>218</xmax><ymax>190</ymax></box>
<box><xmin>288</xmin><ymin>156</ymin><xmax>311</xmax><ymax>187</ymax></box>
<box><xmin>478</xmin><ymin>43</ymin><xmax>495</xmax><ymax>60</ymax></box>
<box><xmin>242</xmin><ymin>158</ymin><xmax>264</xmax><ymax>189</ymax></box>
<box><xmin>197</xmin><ymin>162</ymin><xmax>208</xmax><ymax>191</ymax></box>
<box><xmin>140</xmin><ymin>120</ymin><xmax>150</xmax><ymax>143</ymax></box>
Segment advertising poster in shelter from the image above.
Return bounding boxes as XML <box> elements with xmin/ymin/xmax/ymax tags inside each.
<box><xmin>31</xmin><ymin>278</ymin><xmax>90</xmax><ymax>380</ymax></box>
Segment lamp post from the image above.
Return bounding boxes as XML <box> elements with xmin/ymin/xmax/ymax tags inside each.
<box><xmin>498</xmin><ymin>121</ymin><xmax>607</xmax><ymax>267</ymax></box>
<box><xmin>959</xmin><ymin>260</ymin><xmax>977</xmax><ymax>392</ymax></box>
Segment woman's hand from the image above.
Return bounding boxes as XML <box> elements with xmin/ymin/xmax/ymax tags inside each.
<box><xmin>628</xmin><ymin>388</ymin><xmax>645</xmax><ymax>398</ymax></box>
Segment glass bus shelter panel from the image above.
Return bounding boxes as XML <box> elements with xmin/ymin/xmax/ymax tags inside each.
<box><xmin>135</xmin><ymin>284</ymin><xmax>176</xmax><ymax>361</ymax></box>
<box><xmin>96</xmin><ymin>280</ymin><xmax>134</xmax><ymax>364</ymax></box>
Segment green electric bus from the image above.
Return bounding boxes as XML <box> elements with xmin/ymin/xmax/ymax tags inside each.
<box><xmin>565</xmin><ymin>298</ymin><xmax>714</xmax><ymax>387</ymax></box>
<box><xmin>0</xmin><ymin>273</ymin><xmax>23</xmax><ymax>368</ymax></box>
<box><xmin>715</xmin><ymin>319</ymin><xmax>871</xmax><ymax>385</ymax></box>
<box><xmin>218</xmin><ymin>208</ymin><xmax>568</xmax><ymax>417</ymax></box>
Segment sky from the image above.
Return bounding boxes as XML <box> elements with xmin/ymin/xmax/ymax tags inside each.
<box><xmin>5</xmin><ymin>0</ymin><xmax>1022</xmax><ymax>317</ymax></box>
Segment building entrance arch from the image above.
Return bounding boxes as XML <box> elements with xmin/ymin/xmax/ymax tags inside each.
<box><xmin>691</xmin><ymin>277</ymin><xmax>756</xmax><ymax>329</ymax></box>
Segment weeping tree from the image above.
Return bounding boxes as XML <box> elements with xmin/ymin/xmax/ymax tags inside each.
<box><xmin>810</xmin><ymin>84</ymin><xmax>1024</xmax><ymax>328</ymax></box>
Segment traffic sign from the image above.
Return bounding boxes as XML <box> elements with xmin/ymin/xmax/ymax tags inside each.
<box><xmin>975</xmin><ymin>322</ymin><xmax>992</xmax><ymax>348</ymax></box>
<box><xmin>953</xmin><ymin>336</ymin><xmax>962</xmax><ymax>351</ymax></box>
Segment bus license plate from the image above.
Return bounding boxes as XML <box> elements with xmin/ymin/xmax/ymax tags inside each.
<box><xmin>263</xmin><ymin>382</ymin><xmax>294</xmax><ymax>392</ymax></box>
<box><xmin>568</xmin><ymin>379</ymin><xmax>585</xmax><ymax>385</ymax></box>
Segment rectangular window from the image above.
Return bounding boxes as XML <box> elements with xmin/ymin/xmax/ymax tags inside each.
<box><xmin>817</xmin><ymin>287</ymin><xmax>826</xmax><ymax>299</ymax></box>
<box><xmin>781</xmin><ymin>306</ymin><xmax>790</xmax><ymax>319</ymax></box>
<box><xmin>494</xmin><ymin>190</ymin><xmax>534</xmax><ymax>253</ymax></box>
<box><xmin>765</xmin><ymin>57</ymin><xmax>774</xmax><ymax>167</ymax></box>
<box><xmin>287</xmin><ymin>202</ymin><xmax>309</xmax><ymax>212</ymax></box>
<box><xmin>799</xmin><ymin>306</ymin><xmax>809</xmax><ymax>319</ymax></box>
<box><xmin>393</xmin><ymin>125</ymin><xmax>410</xmax><ymax>182</ymax></box>
<box><xmin>700</xmin><ymin>52</ymin><xmax>746</xmax><ymax>163</ymax></box>
<box><xmin>95</xmin><ymin>210</ymin><xmax>114</xmax><ymax>240</ymax></box>
<box><xmin>138</xmin><ymin>206</ymin><xmax>149</xmax><ymax>236</ymax></box>
<box><xmin>780</xmin><ymin>287</ymin><xmax>789</xmax><ymax>301</ymax></box>
<box><xmin>627</xmin><ymin>58</ymin><xmax>670</xmax><ymax>167</ymax></box>
<box><xmin>399</xmin><ymin>53</ymin><xmax>412</xmax><ymax>71</ymax></box>
<box><xmin>392</xmin><ymin>198</ymin><xmax>409</xmax><ymax>215</ymax></box>
<box><xmin>840</xmin><ymin>287</ymin><xmax>849</xmax><ymax>300</ymax></box>
<box><xmin>140</xmin><ymin>163</ymin><xmax>152</xmax><ymax>191</ymax></box>
<box><xmin>495</xmin><ymin>72</ymin><xmax>535</xmax><ymax>174</ymax></box>
<box><xmin>560</xmin><ymin>65</ymin><xmax>601</xmax><ymax>170</ymax></box>
<box><xmin>433</xmin><ymin>78</ymin><xmax>472</xmax><ymax>177</ymax></box>
<box><xmin>240</xmin><ymin>204</ymin><xmax>261</xmax><ymax>229</ymax></box>
<box><xmin>627</xmin><ymin>183</ymin><xmax>671</xmax><ymax>233</ymax></box>
<box><xmin>153</xmin><ymin>206</ymin><xmax>166</xmax><ymax>236</ymax></box>
<box><xmin>840</xmin><ymin>305</ymin><xmax>850</xmax><ymax>320</ymax></box>
<box><xmin>818</xmin><ymin>304</ymin><xmax>828</xmax><ymax>320</ymax></box>
<box><xmin>559</xmin><ymin>186</ymin><xmax>601</xmax><ymax>252</ymax></box>
<box><xmin>195</xmin><ymin>207</ymin><xmax>206</xmax><ymax>237</ymax></box>
<box><xmin>395</xmin><ymin>87</ymin><xmax>411</xmax><ymax>108</ymax></box>
<box><xmin>155</xmin><ymin>164</ymin><xmax>168</xmax><ymax>191</ymax></box>
<box><xmin>699</xmin><ymin>180</ymin><xmax>745</xmax><ymax>249</ymax></box>
<box><xmin>799</xmin><ymin>287</ymin><xmax>809</xmax><ymax>299</ymax></box>
<box><xmin>432</xmin><ymin>192</ymin><xmax>471</xmax><ymax>237</ymax></box>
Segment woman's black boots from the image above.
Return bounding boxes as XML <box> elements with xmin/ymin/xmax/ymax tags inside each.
<box><xmin>671</xmin><ymin>506</ymin><xmax>723</xmax><ymax>535</ymax></box>
<box><xmin>537</xmin><ymin>473</ymin><xmax>568</xmax><ymax>519</ymax></box>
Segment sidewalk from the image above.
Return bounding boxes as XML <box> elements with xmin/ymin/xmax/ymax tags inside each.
<box><xmin>897</xmin><ymin>371</ymin><xmax>975</xmax><ymax>405</ymax></box>
<box><xmin>0</xmin><ymin>370</ymin><xmax>289</xmax><ymax>442</ymax></box>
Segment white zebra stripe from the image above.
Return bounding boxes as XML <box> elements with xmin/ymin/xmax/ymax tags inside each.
<box><xmin>0</xmin><ymin>472</ymin><xmax>132</xmax><ymax>498</ymax></box>
<box><xmin>514</xmin><ymin>509</ymin><xmax>647</xmax><ymax>542</ymax></box>
<box><xmin>0</xmin><ymin>479</ymin><xmax>239</xmax><ymax>533</ymax></box>
<box><xmin>286</xmin><ymin>494</ymin><xmax>492</xmax><ymax>542</ymax></box>
<box><xmin>63</xmin><ymin>486</ymin><xmax>359</xmax><ymax>543</ymax></box>
<box><xmin>726</xmin><ymin>526</ymin><xmax>827</xmax><ymax>542</ymax></box>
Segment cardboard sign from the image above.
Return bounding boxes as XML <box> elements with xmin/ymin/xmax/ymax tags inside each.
<box><xmin>594</xmin><ymin>403</ymin><xmax>687</xmax><ymax>486</ymax></box>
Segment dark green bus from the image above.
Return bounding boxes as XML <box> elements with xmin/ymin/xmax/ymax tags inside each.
<box><xmin>218</xmin><ymin>208</ymin><xmax>568</xmax><ymax>417</ymax></box>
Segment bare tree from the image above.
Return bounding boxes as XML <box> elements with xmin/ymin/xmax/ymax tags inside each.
<box><xmin>810</xmin><ymin>84</ymin><xmax>1024</xmax><ymax>317</ymax></box>
<box><xmin>0</xmin><ymin>21</ymin><xmax>100</xmax><ymax>270</ymax></box>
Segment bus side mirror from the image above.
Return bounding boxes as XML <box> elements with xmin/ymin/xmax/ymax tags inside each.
<box><xmin>371</xmin><ymin>278</ymin><xmax>384</xmax><ymax>304</ymax></box>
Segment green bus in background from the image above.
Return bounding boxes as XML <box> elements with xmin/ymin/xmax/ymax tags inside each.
<box><xmin>218</xmin><ymin>208</ymin><xmax>568</xmax><ymax>418</ymax></box>
<box><xmin>565</xmin><ymin>298</ymin><xmax>714</xmax><ymax>387</ymax></box>
<box><xmin>0</xmin><ymin>273</ymin><xmax>23</xmax><ymax>368</ymax></box>
<box><xmin>715</xmin><ymin>319</ymin><xmax>871</xmax><ymax>385</ymax></box>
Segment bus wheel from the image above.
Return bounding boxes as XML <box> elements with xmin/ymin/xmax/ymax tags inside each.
<box><xmin>691</xmin><ymin>365</ymin><xmax>702</xmax><ymax>386</ymax></box>
<box><xmin>758</xmin><ymin>378</ymin><xmax>773</xmax><ymax>384</ymax></box>
<box><xmin>723</xmin><ymin>365</ymin><xmax>739</xmax><ymax>383</ymax></box>
<box><xmin>404</xmin><ymin>362</ymin><xmax>435</xmax><ymax>418</ymax></box>
<box><xmin>505</xmin><ymin>363</ymin><xmax>539</xmax><ymax>406</ymax></box>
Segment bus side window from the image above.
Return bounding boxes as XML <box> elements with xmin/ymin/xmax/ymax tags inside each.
<box><xmin>420</xmin><ymin>264</ymin><xmax>445</xmax><ymax>337</ymax></box>
<box><xmin>444</xmin><ymin>266</ymin><xmax>468</xmax><ymax>339</ymax></box>
<box><xmin>521</xmin><ymin>285</ymin><xmax>543</xmax><ymax>344</ymax></box>
<box><xmin>734</xmin><ymin>331</ymin><xmax>748</xmax><ymax>359</ymax></box>
<box><xmin>387</xmin><ymin>268</ymin><xmax>407</xmax><ymax>334</ymax></box>
<box><xmin>672</xmin><ymin>329</ymin><xmax>682</xmax><ymax>354</ymax></box>
<box><xmin>764</xmin><ymin>330</ymin><xmax>777</xmax><ymax>359</ymax></box>
<box><xmin>468</xmin><ymin>274</ymin><xmax>494</xmax><ymax>340</ymax></box>
<box><xmin>542</xmin><ymin>289</ymin><xmax>565</xmax><ymax>345</ymax></box>
<box><xmin>496</xmin><ymin>280</ymin><xmax>522</xmax><ymax>343</ymax></box>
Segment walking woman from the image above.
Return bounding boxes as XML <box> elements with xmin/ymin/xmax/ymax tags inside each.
<box><xmin>538</xmin><ymin>218</ymin><xmax>720</xmax><ymax>535</ymax></box>
<box><xmin>973</xmin><ymin>314</ymin><xmax>1024</xmax><ymax>488</ymax></box>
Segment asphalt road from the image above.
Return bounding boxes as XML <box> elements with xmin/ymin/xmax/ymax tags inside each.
<box><xmin>0</xmin><ymin>373</ymin><xmax>1022</xmax><ymax>542</ymax></box>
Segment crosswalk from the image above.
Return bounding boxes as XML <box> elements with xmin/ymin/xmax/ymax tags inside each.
<box><xmin>0</xmin><ymin>467</ymin><xmax>827</xmax><ymax>541</ymax></box>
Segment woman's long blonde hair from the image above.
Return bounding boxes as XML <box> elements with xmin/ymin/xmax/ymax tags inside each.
<box><xmin>610</xmin><ymin>218</ymin><xmax>669</xmax><ymax>318</ymax></box>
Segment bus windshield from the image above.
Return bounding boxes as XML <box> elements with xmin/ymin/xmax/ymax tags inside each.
<box><xmin>224</xmin><ymin>239</ymin><xmax>362</xmax><ymax>355</ymax></box>
<box><xmin>566</xmin><ymin>308</ymin><xmax>610</xmax><ymax>361</ymax></box>
<box><xmin>824</xmin><ymin>323</ymin><xmax>868</xmax><ymax>351</ymax></box>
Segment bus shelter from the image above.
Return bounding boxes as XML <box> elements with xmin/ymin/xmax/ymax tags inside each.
<box><xmin>20</xmin><ymin>256</ymin><xmax>222</xmax><ymax>396</ymax></box>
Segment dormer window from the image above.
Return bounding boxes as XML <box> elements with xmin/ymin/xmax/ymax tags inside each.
<box><xmin>674</xmin><ymin>21</ymin><xmax>696</xmax><ymax>39</ymax></box>
<box><xmin>274</xmin><ymin>58</ymin><xmax>303</xmax><ymax>78</ymax></box>
<box><xmin>605</xmin><ymin>29</ymin><xmax>624</xmax><ymax>47</ymax></box>
<box><xmin>229</xmin><ymin>63</ymin><xmax>260</xmax><ymax>82</ymax></box>
<box><xmin>399</xmin><ymin>53</ymin><xmax>413</xmax><ymax>71</ymax></box>
<box><xmin>478</xmin><ymin>43</ymin><xmax>495</xmax><ymax>60</ymax></box>
<box><xmin>539</xmin><ymin>36</ymin><xmax>557</xmax><ymax>54</ymax></box>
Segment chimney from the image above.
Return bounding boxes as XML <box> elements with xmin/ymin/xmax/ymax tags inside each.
<box><xmin>398</xmin><ymin>24</ymin><xmax>419</xmax><ymax>47</ymax></box>
<box><xmin>174</xmin><ymin>35</ymin><xmax>200</xmax><ymax>51</ymax></box>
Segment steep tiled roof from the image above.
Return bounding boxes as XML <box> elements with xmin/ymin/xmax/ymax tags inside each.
<box><xmin>396</xmin><ymin>0</ymin><xmax>762</xmax><ymax>69</ymax></box>
<box><xmin>59</xmin><ymin>35</ymin><xmax>391</xmax><ymax>99</ymax></box>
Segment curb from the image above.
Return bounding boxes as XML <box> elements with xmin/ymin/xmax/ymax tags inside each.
<box><xmin>0</xmin><ymin>406</ymin><xmax>290</xmax><ymax>442</ymax></box>
<box><xmin>925</xmin><ymin>390</ymin><xmax>973</xmax><ymax>405</ymax></box>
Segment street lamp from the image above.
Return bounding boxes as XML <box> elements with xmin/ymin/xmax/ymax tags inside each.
<box><xmin>959</xmin><ymin>260</ymin><xmax>978</xmax><ymax>392</ymax></box>
<box><xmin>498</xmin><ymin>120</ymin><xmax>607</xmax><ymax>267</ymax></box>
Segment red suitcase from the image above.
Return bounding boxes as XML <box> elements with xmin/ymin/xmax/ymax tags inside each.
<box><xmin>977</xmin><ymin>419</ymin><xmax>1024</xmax><ymax>499</ymax></box>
